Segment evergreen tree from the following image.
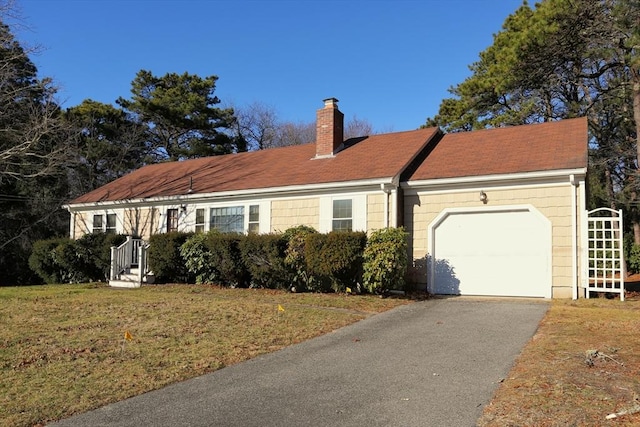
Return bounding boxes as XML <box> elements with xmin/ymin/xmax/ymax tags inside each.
<box><xmin>117</xmin><ymin>70</ymin><xmax>240</xmax><ymax>161</ymax></box>
<box><xmin>426</xmin><ymin>0</ymin><xmax>640</xmax><ymax>241</ymax></box>
<box><xmin>65</xmin><ymin>99</ymin><xmax>147</xmax><ymax>195</ymax></box>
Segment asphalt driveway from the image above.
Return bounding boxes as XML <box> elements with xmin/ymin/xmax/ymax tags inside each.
<box><xmin>50</xmin><ymin>298</ymin><xmax>548</xmax><ymax>427</ymax></box>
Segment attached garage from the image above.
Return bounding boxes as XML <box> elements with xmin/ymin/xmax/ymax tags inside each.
<box><xmin>403</xmin><ymin>117</ymin><xmax>589</xmax><ymax>299</ymax></box>
<box><xmin>429</xmin><ymin>206</ymin><xmax>552</xmax><ymax>298</ymax></box>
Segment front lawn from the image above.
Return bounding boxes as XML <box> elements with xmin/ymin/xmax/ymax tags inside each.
<box><xmin>0</xmin><ymin>284</ymin><xmax>409</xmax><ymax>427</ymax></box>
<box><xmin>479</xmin><ymin>297</ymin><xmax>640</xmax><ymax>426</ymax></box>
<box><xmin>5</xmin><ymin>285</ymin><xmax>640</xmax><ymax>427</ymax></box>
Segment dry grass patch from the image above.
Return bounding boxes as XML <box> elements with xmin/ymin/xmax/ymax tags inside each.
<box><xmin>479</xmin><ymin>297</ymin><xmax>640</xmax><ymax>427</ymax></box>
<box><xmin>0</xmin><ymin>283</ymin><xmax>409</xmax><ymax>427</ymax></box>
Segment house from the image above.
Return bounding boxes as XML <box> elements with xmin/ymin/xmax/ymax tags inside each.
<box><xmin>65</xmin><ymin>98</ymin><xmax>592</xmax><ymax>298</ymax></box>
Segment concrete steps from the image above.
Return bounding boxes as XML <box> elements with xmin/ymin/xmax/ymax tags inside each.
<box><xmin>108</xmin><ymin>279</ymin><xmax>141</xmax><ymax>288</ymax></box>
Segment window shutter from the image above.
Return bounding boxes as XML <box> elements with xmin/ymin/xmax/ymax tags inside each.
<box><xmin>352</xmin><ymin>194</ymin><xmax>367</xmax><ymax>231</ymax></box>
<box><xmin>260</xmin><ymin>201</ymin><xmax>271</xmax><ymax>233</ymax></box>
<box><xmin>319</xmin><ymin>196</ymin><xmax>332</xmax><ymax>233</ymax></box>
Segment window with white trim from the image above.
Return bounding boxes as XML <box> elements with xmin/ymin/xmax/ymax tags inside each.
<box><xmin>93</xmin><ymin>213</ymin><xmax>117</xmax><ymax>233</ymax></box>
<box><xmin>332</xmin><ymin>199</ymin><xmax>352</xmax><ymax>232</ymax></box>
<box><xmin>195</xmin><ymin>208</ymin><xmax>205</xmax><ymax>233</ymax></box>
<box><xmin>210</xmin><ymin>206</ymin><xmax>245</xmax><ymax>233</ymax></box>
<box><xmin>319</xmin><ymin>195</ymin><xmax>365</xmax><ymax>233</ymax></box>
<box><xmin>92</xmin><ymin>215</ymin><xmax>103</xmax><ymax>233</ymax></box>
<box><xmin>105</xmin><ymin>214</ymin><xmax>116</xmax><ymax>234</ymax></box>
<box><xmin>248</xmin><ymin>205</ymin><xmax>260</xmax><ymax>234</ymax></box>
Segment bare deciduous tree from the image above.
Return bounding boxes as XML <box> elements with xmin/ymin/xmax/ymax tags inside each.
<box><xmin>0</xmin><ymin>2</ymin><xmax>76</xmax><ymax>284</ymax></box>
<box><xmin>274</xmin><ymin>121</ymin><xmax>316</xmax><ymax>147</ymax></box>
<box><xmin>0</xmin><ymin>2</ymin><xmax>71</xmax><ymax>184</ymax></box>
<box><xmin>344</xmin><ymin>114</ymin><xmax>374</xmax><ymax>139</ymax></box>
<box><xmin>232</xmin><ymin>101</ymin><xmax>279</xmax><ymax>150</ymax></box>
<box><xmin>233</xmin><ymin>102</ymin><xmax>377</xmax><ymax>150</ymax></box>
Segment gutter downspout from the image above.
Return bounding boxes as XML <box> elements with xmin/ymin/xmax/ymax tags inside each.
<box><xmin>64</xmin><ymin>205</ymin><xmax>75</xmax><ymax>239</ymax></box>
<box><xmin>381</xmin><ymin>183</ymin><xmax>391</xmax><ymax>228</ymax></box>
<box><xmin>391</xmin><ymin>187</ymin><xmax>399</xmax><ymax>227</ymax></box>
<box><xmin>570</xmin><ymin>174</ymin><xmax>578</xmax><ymax>300</ymax></box>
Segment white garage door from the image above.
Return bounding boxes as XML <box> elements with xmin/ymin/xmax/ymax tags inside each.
<box><xmin>431</xmin><ymin>207</ymin><xmax>551</xmax><ymax>298</ymax></box>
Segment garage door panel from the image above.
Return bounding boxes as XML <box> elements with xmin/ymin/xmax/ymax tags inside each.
<box><xmin>432</xmin><ymin>209</ymin><xmax>551</xmax><ymax>298</ymax></box>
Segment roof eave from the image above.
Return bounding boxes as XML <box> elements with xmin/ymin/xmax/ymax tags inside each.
<box><xmin>402</xmin><ymin>167</ymin><xmax>588</xmax><ymax>191</ymax></box>
<box><xmin>65</xmin><ymin>177</ymin><xmax>396</xmax><ymax>210</ymax></box>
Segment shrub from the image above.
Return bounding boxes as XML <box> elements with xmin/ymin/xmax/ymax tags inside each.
<box><xmin>305</xmin><ymin>231</ymin><xmax>367</xmax><ymax>292</ymax></box>
<box><xmin>205</xmin><ymin>232</ymin><xmax>249</xmax><ymax>287</ymax></box>
<box><xmin>181</xmin><ymin>232</ymin><xmax>218</xmax><ymax>284</ymax></box>
<box><xmin>326</xmin><ymin>231</ymin><xmax>367</xmax><ymax>292</ymax></box>
<box><xmin>363</xmin><ymin>227</ymin><xmax>408</xmax><ymax>293</ymax></box>
<box><xmin>30</xmin><ymin>234</ymin><xmax>129</xmax><ymax>284</ymax></box>
<box><xmin>282</xmin><ymin>225</ymin><xmax>318</xmax><ymax>243</ymax></box>
<box><xmin>29</xmin><ymin>237</ymin><xmax>73</xmax><ymax>284</ymax></box>
<box><xmin>239</xmin><ymin>233</ymin><xmax>288</xmax><ymax>289</ymax></box>
<box><xmin>283</xmin><ymin>225</ymin><xmax>318</xmax><ymax>292</ymax></box>
<box><xmin>52</xmin><ymin>239</ymin><xmax>90</xmax><ymax>283</ymax></box>
<box><xmin>71</xmin><ymin>234</ymin><xmax>106</xmax><ymax>281</ymax></box>
<box><xmin>56</xmin><ymin>233</ymin><xmax>127</xmax><ymax>282</ymax></box>
<box><xmin>148</xmin><ymin>232</ymin><xmax>194</xmax><ymax>283</ymax></box>
<box><xmin>627</xmin><ymin>243</ymin><xmax>640</xmax><ymax>274</ymax></box>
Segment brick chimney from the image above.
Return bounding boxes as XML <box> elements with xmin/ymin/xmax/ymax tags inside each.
<box><xmin>315</xmin><ymin>97</ymin><xmax>344</xmax><ymax>158</ymax></box>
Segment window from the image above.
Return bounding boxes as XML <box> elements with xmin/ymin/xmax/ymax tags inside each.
<box><xmin>320</xmin><ymin>195</ymin><xmax>364</xmax><ymax>233</ymax></box>
<box><xmin>106</xmin><ymin>214</ymin><xmax>117</xmax><ymax>234</ymax></box>
<box><xmin>167</xmin><ymin>209</ymin><xmax>179</xmax><ymax>232</ymax></box>
<box><xmin>332</xmin><ymin>199</ymin><xmax>352</xmax><ymax>232</ymax></box>
<box><xmin>210</xmin><ymin>206</ymin><xmax>244</xmax><ymax>233</ymax></box>
<box><xmin>195</xmin><ymin>208</ymin><xmax>205</xmax><ymax>233</ymax></box>
<box><xmin>92</xmin><ymin>214</ymin><xmax>117</xmax><ymax>233</ymax></box>
<box><xmin>248</xmin><ymin>205</ymin><xmax>260</xmax><ymax>234</ymax></box>
<box><xmin>92</xmin><ymin>215</ymin><xmax>103</xmax><ymax>233</ymax></box>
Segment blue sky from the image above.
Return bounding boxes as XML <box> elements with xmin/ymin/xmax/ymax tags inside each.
<box><xmin>16</xmin><ymin>0</ymin><xmax>524</xmax><ymax>132</ymax></box>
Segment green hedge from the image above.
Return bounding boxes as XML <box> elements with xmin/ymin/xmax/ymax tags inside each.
<box><xmin>239</xmin><ymin>233</ymin><xmax>288</xmax><ymax>289</ymax></box>
<box><xmin>61</xmin><ymin>233</ymin><xmax>127</xmax><ymax>282</ymax></box>
<box><xmin>29</xmin><ymin>233</ymin><xmax>128</xmax><ymax>284</ymax></box>
<box><xmin>363</xmin><ymin>227</ymin><xmax>408</xmax><ymax>293</ymax></box>
<box><xmin>29</xmin><ymin>237</ymin><xmax>73</xmax><ymax>284</ymax></box>
<box><xmin>629</xmin><ymin>244</ymin><xmax>640</xmax><ymax>274</ymax></box>
<box><xmin>283</xmin><ymin>225</ymin><xmax>318</xmax><ymax>292</ymax></box>
<box><xmin>29</xmin><ymin>226</ymin><xmax>408</xmax><ymax>293</ymax></box>
<box><xmin>179</xmin><ymin>226</ymin><xmax>373</xmax><ymax>293</ymax></box>
<box><xmin>305</xmin><ymin>231</ymin><xmax>367</xmax><ymax>292</ymax></box>
<box><xmin>148</xmin><ymin>232</ymin><xmax>194</xmax><ymax>283</ymax></box>
<box><xmin>181</xmin><ymin>232</ymin><xmax>218</xmax><ymax>284</ymax></box>
<box><xmin>205</xmin><ymin>232</ymin><xmax>248</xmax><ymax>287</ymax></box>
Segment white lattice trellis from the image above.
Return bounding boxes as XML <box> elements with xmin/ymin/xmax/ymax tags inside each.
<box><xmin>585</xmin><ymin>208</ymin><xmax>624</xmax><ymax>301</ymax></box>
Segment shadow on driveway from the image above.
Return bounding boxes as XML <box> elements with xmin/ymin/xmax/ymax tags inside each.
<box><xmin>50</xmin><ymin>298</ymin><xmax>548</xmax><ymax>427</ymax></box>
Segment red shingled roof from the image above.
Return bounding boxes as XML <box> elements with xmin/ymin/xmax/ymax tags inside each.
<box><xmin>70</xmin><ymin>127</ymin><xmax>441</xmax><ymax>204</ymax></box>
<box><xmin>408</xmin><ymin>118</ymin><xmax>588</xmax><ymax>181</ymax></box>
